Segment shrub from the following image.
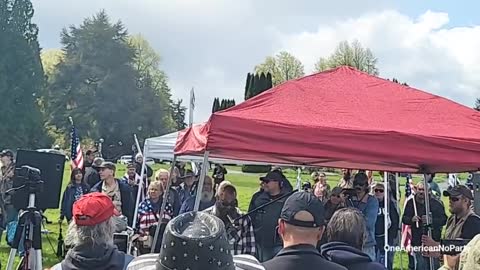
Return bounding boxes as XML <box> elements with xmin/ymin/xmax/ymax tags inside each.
<box><xmin>241</xmin><ymin>165</ymin><xmax>272</xmax><ymax>173</ymax></box>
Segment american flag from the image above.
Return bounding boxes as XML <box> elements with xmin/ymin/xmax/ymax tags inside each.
<box><xmin>70</xmin><ymin>125</ymin><xmax>84</xmax><ymax>170</ymax></box>
<box><xmin>401</xmin><ymin>179</ymin><xmax>415</xmax><ymax>255</ymax></box>
<box><xmin>405</xmin><ymin>175</ymin><xmax>414</xmax><ymax>197</ymax></box>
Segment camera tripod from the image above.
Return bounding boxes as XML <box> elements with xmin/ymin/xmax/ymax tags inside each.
<box><xmin>6</xmin><ymin>193</ymin><xmax>43</xmax><ymax>270</ymax></box>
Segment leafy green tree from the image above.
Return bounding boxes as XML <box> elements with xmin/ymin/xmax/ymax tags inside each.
<box><xmin>314</xmin><ymin>40</ymin><xmax>378</xmax><ymax>75</ymax></box>
<box><xmin>41</xmin><ymin>49</ymin><xmax>64</xmax><ymax>82</ymax></box>
<box><xmin>0</xmin><ymin>0</ymin><xmax>50</xmax><ymax>149</ymax></box>
<box><xmin>255</xmin><ymin>51</ymin><xmax>304</xmax><ymax>86</ymax></box>
<box><xmin>45</xmin><ymin>11</ymin><xmax>172</xmax><ymax>157</ymax></box>
<box><xmin>128</xmin><ymin>34</ymin><xmax>175</xmax><ymax>130</ymax></box>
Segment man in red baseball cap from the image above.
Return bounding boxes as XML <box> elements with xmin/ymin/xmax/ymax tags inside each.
<box><xmin>51</xmin><ymin>192</ymin><xmax>133</xmax><ymax>270</ymax></box>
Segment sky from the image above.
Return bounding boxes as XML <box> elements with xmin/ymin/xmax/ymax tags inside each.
<box><xmin>32</xmin><ymin>0</ymin><xmax>480</xmax><ymax>123</ymax></box>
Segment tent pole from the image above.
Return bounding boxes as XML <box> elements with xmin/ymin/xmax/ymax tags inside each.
<box><xmin>296</xmin><ymin>167</ymin><xmax>302</xmax><ymax>191</ymax></box>
<box><xmin>384</xmin><ymin>171</ymin><xmax>389</xmax><ymax>269</ymax></box>
<box><xmin>423</xmin><ymin>173</ymin><xmax>434</xmax><ymax>270</ymax></box>
<box><xmin>128</xmin><ymin>136</ymin><xmax>147</xmax><ymax>255</ymax></box>
<box><xmin>151</xmin><ymin>155</ymin><xmax>178</xmax><ymax>253</ymax></box>
<box><xmin>194</xmin><ymin>151</ymin><xmax>210</xmax><ymax>211</ymax></box>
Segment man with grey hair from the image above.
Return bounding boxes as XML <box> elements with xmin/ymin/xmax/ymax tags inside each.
<box><xmin>180</xmin><ymin>175</ymin><xmax>216</xmax><ymax>214</ymax></box>
<box><xmin>51</xmin><ymin>192</ymin><xmax>133</xmax><ymax>270</ymax></box>
<box><xmin>321</xmin><ymin>207</ymin><xmax>386</xmax><ymax>270</ymax></box>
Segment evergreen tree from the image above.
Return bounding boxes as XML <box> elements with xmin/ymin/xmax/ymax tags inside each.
<box><xmin>475</xmin><ymin>98</ymin><xmax>480</xmax><ymax>111</ymax></box>
<box><xmin>220</xmin><ymin>99</ymin><xmax>226</xmax><ymax>110</ymax></box>
<box><xmin>0</xmin><ymin>0</ymin><xmax>50</xmax><ymax>149</ymax></box>
<box><xmin>45</xmin><ymin>11</ymin><xmax>172</xmax><ymax>157</ymax></box>
<box><xmin>266</xmin><ymin>73</ymin><xmax>273</xmax><ymax>89</ymax></box>
<box><xmin>247</xmin><ymin>74</ymin><xmax>256</xmax><ymax>99</ymax></box>
<box><xmin>244</xmin><ymin>73</ymin><xmax>252</xmax><ymax>100</ymax></box>
<box><xmin>171</xmin><ymin>99</ymin><xmax>187</xmax><ymax>130</ymax></box>
<box><xmin>212</xmin><ymin>97</ymin><xmax>221</xmax><ymax>113</ymax></box>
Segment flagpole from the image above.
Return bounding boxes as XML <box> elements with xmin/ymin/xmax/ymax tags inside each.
<box><xmin>132</xmin><ymin>134</ymin><xmax>146</xmax><ymax>229</ymax></box>
<box><xmin>189</xmin><ymin>87</ymin><xmax>194</xmax><ymax>127</ymax></box>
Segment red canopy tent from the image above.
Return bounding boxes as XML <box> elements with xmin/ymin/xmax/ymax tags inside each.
<box><xmin>175</xmin><ymin>66</ymin><xmax>480</xmax><ymax>173</ymax></box>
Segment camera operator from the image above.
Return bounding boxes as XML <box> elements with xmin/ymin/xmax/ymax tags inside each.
<box><xmin>345</xmin><ymin>172</ymin><xmax>379</xmax><ymax>261</ymax></box>
<box><xmin>421</xmin><ymin>185</ymin><xmax>480</xmax><ymax>270</ymax></box>
<box><xmin>402</xmin><ymin>182</ymin><xmax>447</xmax><ymax>270</ymax></box>
<box><xmin>0</xmin><ymin>149</ymin><xmax>17</xmax><ymax>243</ymax></box>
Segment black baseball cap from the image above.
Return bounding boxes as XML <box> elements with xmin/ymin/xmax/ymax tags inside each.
<box><xmin>281</xmin><ymin>191</ymin><xmax>325</xmax><ymax>228</ymax></box>
<box><xmin>260</xmin><ymin>170</ymin><xmax>284</xmax><ymax>182</ymax></box>
<box><xmin>98</xmin><ymin>161</ymin><xmax>116</xmax><ymax>171</ymax></box>
<box><xmin>443</xmin><ymin>185</ymin><xmax>473</xmax><ymax>200</ymax></box>
<box><xmin>126</xmin><ymin>163</ymin><xmax>136</xmax><ymax>169</ymax></box>
<box><xmin>0</xmin><ymin>149</ymin><xmax>14</xmax><ymax>158</ymax></box>
<box><xmin>331</xmin><ymin>186</ymin><xmax>343</xmax><ymax>196</ymax></box>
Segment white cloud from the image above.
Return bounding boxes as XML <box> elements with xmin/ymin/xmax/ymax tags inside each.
<box><xmin>278</xmin><ymin>10</ymin><xmax>480</xmax><ymax>106</ymax></box>
<box><xmin>281</xmin><ymin>10</ymin><xmax>480</xmax><ymax>106</ymax></box>
<box><xmin>33</xmin><ymin>1</ymin><xmax>480</xmax><ymax>122</ymax></box>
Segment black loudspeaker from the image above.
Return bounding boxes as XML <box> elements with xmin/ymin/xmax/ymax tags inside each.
<box><xmin>13</xmin><ymin>149</ymin><xmax>65</xmax><ymax>210</ymax></box>
<box><xmin>472</xmin><ymin>173</ymin><xmax>480</xmax><ymax>216</ymax></box>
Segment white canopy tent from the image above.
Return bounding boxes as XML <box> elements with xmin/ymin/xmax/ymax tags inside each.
<box><xmin>143</xmin><ymin>131</ymin><xmax>289</xmax><ymax>166</ymax></box>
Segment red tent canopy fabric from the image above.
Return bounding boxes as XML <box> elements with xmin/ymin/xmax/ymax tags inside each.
<box><xmin>175</xmin><ymin>66</ymin><xmax>480</xmax><ymax>173</ymax></box>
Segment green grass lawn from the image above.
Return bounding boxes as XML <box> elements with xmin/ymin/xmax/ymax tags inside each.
<box><xmin>0</xmin><ymin>164</ymin><xmax>462</xmax><ymax>268</ymax></box>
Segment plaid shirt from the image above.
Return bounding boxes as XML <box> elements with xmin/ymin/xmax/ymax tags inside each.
<box><xmin>204</xmin><ymin>206</ymin><xmax>256</xmax><ymax>256</ymax></box>
<box><xmin>137</xmin><ymin>198</ymin><xmax>173</xmax><ymax>235</ymax></box>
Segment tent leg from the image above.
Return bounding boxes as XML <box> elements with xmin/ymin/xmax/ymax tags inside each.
<box><xmin>150</xmin><ymin>155</ymin><xmax>178</xmax><ymax>253</ymax></box>
<box><xmin>384</xmin><ymin>171</ymin><xmax>389</xmax><ymax>269</ymax></box>
<box><xmin>423</xmin><ymin>173</ymin><xmax>435</xmax><ymax>270</ymax></box>
<box><xmin>194</xmin><ymin>151</ymin><xmax>210</xmax><ymax>211</ymax></box>
<box><xmin>296</xmin><ymin>167</ymin><xmax>302</xmax><ymax>191</ymax></box>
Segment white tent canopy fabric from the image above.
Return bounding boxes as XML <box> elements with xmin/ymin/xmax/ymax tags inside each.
<box><xmin>144</xmin><ymin>131</ymin><xmax>271</xmax><ymax>165</ymax></box>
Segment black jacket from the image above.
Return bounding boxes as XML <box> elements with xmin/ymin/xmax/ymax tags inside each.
<box><xmin>60</xmin><ymin>183</ymin><xmax>90</xmax><ymax>221</ymax></box>
<box><xmin>249</xmin><ymin>191</ymin><xmax>288</xmax><ymax>248</ymax></box>
<box><xmin>83</xmin><ymin>167</ymin><xmax>101</xmax><ymax>188</ymax></box>
<box><xmin>52</xmin><ymin>243</ymin><xmax>133</xmax><ymax>270</ymax></box>
<box><xmin>263</xmin><ymin>244</ymin><xmax>347</xmax><ymax>270</ymax></box>
<box><xmin>135</xmin><ymin>162</ymin><xmax>153</xmax><ymax>178</ymax></box>
<box><xmin>375</xmin><ymin>198</ymin><xmax>399</xmax><ymax>244</ymax></box>
<box><xmin>321</xmin><ymin>242</ymin><xmax>386</xmax><ymax>270</ymax></box>
<box><xmin>402</xmin><ymin>196</ymin><xmax>447</xmax><ymax>247</ymax></box>
<box><xmin>91</xmin><ymin>180</ymin><xmax>135</xmax><ymax>226</ymax></box>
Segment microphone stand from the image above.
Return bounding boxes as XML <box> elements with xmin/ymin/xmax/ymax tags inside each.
<box><xmin>232</xmin><ymin>189</ymin><xmax>298</xmax><ymax>223</ymax></box>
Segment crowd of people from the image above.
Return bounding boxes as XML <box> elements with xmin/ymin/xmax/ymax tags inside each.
<box><xmin>1</xmin><ymin>147</ymin><xmax>480</xmax><ymax>270</ymax></box>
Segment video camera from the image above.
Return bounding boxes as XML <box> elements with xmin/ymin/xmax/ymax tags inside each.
<box><xmin>341</xmin><ymin>188</ymin><xmax>357</xmax><ymax>197</ymax></box>
<box><xmin>440</xmin><ymin>239</ymin><xmax>471</xmax><ymax>256</ymax></box>
<box><xmin>15</xmin><ymin>165</ymin><xmax>43</xmax><ymax>194</ymax></box>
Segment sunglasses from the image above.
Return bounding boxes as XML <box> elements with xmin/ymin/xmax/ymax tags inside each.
<box><xmin>374</xmin><ymin>189</ymin><xmax>384</xmax><ymax>193</ymax></box>
<box><xmin>449</xmin><ymin>196</ymin><xmax>461</xmax><ymax>202</ymax></box>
